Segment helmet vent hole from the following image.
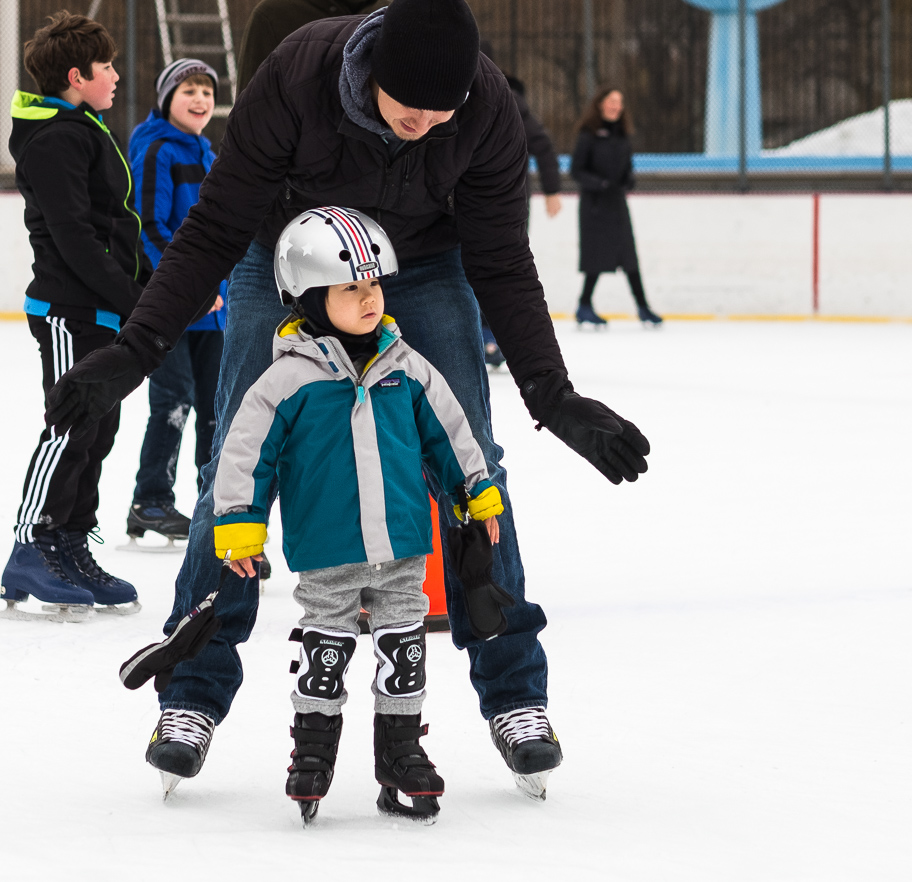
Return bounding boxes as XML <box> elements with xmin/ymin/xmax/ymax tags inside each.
<box><xmin>339</xmin><ymin>249</ymin><xmax>351</xmax><ymax>262</ymax></box>
<box><xmin>371</xmin><ymin>243</ymin><xmax>381</xmax><ymax>255</ymax></box>
<box><xmin>325</xmin><ymin>218</ymin><xmax>334</xmax><ymax>225</ymax></box>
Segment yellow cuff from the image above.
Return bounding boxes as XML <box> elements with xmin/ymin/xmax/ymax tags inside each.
<box><xmin>468</xmin><ymin>486</ymin><xmax>504</xmax><ymax>520</ymax></box>
<box><xmin>214</xmin><ymin>522</ymin><xmax>267</xmax><ymax>560</ymax></box>
<box><xmin>453</xmin><ymin>486</ymin><xmax>504</xmax><ymax>522</ymax></box>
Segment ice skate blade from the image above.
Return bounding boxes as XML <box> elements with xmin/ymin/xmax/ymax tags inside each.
<box><xmin>0</xmin><ymin>599</ymin><xmax>95</xmax><ymax>623</ymax></box>
<box><xmin>512</xmin><ymin>770</ymin><xmax>550</xmax><ymax>801</ymax></box>
<box><xmin>96</xmin><ymin>600</ymin><xmax>142</xmax><ymax>616</ymax></box>
<box><xmin>118</xmin><ymin>536</ymin><xmax>186</xmax><ymax>554</ymax></box>
<box><xmin>376</xmin><ymin>786</ymin><xmax>440</xmax><ymax>824</ymax></box>
<box><xmin>160</xmin><ymin>771</ymin><xmax>183</xmax><ymax>801</ymax></box>
<box><xmin>295</xmin><ymin>799</ymin><xmax>321</xmax><ymax>828</ymax></box>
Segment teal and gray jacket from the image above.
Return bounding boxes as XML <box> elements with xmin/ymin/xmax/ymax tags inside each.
<box><xmin>9</xmin><ymin>91</ymin><xmax>151</xmax><ymax>328</ymax></box>
<box><xmin>213</xmin><ymin>315</ymin><xmax>494</xmax><ymax>572</ymax></box>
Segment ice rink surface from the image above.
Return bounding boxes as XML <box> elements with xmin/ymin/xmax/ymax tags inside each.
<box><xmin>1</xmin><ymin>317</ymin><xmax>909</xmax><ymax>881</ymax></box>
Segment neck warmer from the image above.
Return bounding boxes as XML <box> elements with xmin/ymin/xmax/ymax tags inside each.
<box><xmin>338</xmin><ymin>8</ymin><xmax>402</xmax><ymax>149</ymax></box>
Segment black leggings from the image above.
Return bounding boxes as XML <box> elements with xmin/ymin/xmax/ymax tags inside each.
<box><xmin>579</xmin><ymin>270</ymin><xmax>649</xmax><ymax>311</ymax></box>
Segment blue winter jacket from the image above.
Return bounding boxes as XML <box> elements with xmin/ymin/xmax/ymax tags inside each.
<box><xmin>213</xmin><ymin>316</ymin><xmax>494</xmax><ymax>572</ymax></box>
<box><xmin>128</xmin><ymin>110</ymin><xmax>226</xmax><ymax>331</ymax></box>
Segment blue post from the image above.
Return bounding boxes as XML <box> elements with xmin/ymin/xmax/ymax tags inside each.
<box><xmin>682</xmin><ymin>0</ymin><xmax>785</xmax><ymax>155</ymax></box>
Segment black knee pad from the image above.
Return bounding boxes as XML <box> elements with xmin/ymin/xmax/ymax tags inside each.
<box><xmin>289</xmin><ymin>627</ymin><xmax>357</xmax><ymax>701</ymax></box>
<box><xmin>373</xmin><ymin>622</ymin><xmax>426</xmax><ymax>698</ymax></box>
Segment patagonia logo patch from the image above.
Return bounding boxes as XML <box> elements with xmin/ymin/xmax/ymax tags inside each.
<box><xmin>378</xmin><ymin>378</ymin><xmax>401</xmax><ymax>388</ymax></box>
<box><xmin>356</xmin><ymin>260</ymin><xmax>378</xmax><ymax>273</ymax></box>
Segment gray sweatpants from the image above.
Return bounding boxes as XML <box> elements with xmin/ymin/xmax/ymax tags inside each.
<box><xmin>291</xmin><ymin>555</ymin><xmax>429</xmax><ymax>716</ymax></box>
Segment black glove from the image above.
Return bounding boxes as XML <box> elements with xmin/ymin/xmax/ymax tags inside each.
<box><xmin>46</xmin><ymin>327</ymin><xmax>168</xmax><ymax>437</ymax></box>
<box><xmin>447</xmin><ymin>519</ymin><xmax>516</xmax><ymax>640</ymax></box>
<box><xmin>119</xmin><ymin>596</ymin><xmax>222</xmax><ymax>693</ymax></box>
<box><xmin>521</xmin><ymin>370</ymin><xmax>650</xmax><ymax>485</ymax></box>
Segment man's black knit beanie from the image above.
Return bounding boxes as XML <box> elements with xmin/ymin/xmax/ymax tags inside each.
<box><xmin>372</xmin><ymin>0</ymin><xmax>480</xmax><ymax>111</ymax></box>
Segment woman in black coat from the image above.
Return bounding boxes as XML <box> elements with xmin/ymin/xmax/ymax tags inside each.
<box><xmin>571</xmin><ymin>88</ymin><xmax>662</xmax><ymax>327</ymax></box>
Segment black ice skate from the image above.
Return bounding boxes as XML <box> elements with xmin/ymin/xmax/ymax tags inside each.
<box><xmin>575</xmin><ymin>304</ymin><xmax>608</xmax><ymax>328</ymax></box>
<box><xmin>146</xmin><ymin>709</ymin><xmax>215</xmax><ymax>800</ymax></box>
<box><xmin>286</xmin><ymin>712</ymin><xmax>343</xmax><ymax>828</ymax></box>
<box><xmin>57</xmin><ymin>528</ymin><xmax>140</xmax><ymax>614</ymax></box>
<box><xmin>125</xmin><ymin>503</ymin><xmax>191</xmax><ymax>551</ymax></box>
<box><xmin>637</xmin><ymin>305</ymin><xmax>664</xmax><ymax>327</ymax></box>
<box><xmin>374</xmin><ymin>713</ymin><xmax>444</xmax><ymax>824</ymax></box>
<box><xmin>489</xmin><ymin>706</ymin><xmax>562</xmax><ymax>801</ymax></box>
<box><xmin>0</xmin><ymin>535</ymin><xmax>95</xmax><ymax>622</ymax></box>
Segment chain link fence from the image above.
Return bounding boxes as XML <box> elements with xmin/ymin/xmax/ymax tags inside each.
<box><xmin>2</xmin><ymin>0</ymin><xmax>910</xmax><ymax>190</ymax></box>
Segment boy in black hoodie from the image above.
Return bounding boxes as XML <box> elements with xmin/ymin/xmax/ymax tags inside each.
<box><xmin>0</xmin><ymin>12</ymin><xmax>151</xmax><ymax>620</ymax></box>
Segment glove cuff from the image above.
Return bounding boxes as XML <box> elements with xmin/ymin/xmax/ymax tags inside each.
<box><xmin>520</xmin><ymin>370</ymin><xmax>574</xmax><ymax>426</ymax></box>
<box><xmin>115</xmin><ymin>322</ymin><xmax>173</xmax><ymax>376</ymax></box>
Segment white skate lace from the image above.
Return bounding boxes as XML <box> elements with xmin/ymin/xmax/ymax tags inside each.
<box><xmin>159</xmin><ymin>710</ymin><xmax>215</xmax><ymax>749</ymax></box>
<box><xmin>491</xmin><ymin>706</ymin><xmax>551</xmax><ymax>745</ymax></box>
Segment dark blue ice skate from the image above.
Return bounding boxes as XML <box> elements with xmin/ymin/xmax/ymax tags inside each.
<box><xmin>575</xmin><ymin>304</ymin><xmax>607</xmax><ymax>327</ymax></box>
<box><xmin>57</xmin><ymin>528</ymin><xmax>139</xmax><ymax>611</ymax></box>
<box><xmin>637</xmin><ymin>305</ymin><xmax>664</xmax><ymax>327</ymax></box>
<box><xmin>1</xmin><ymin>537</ymin><xmax>95</xmax><ymax>621</ymax></box>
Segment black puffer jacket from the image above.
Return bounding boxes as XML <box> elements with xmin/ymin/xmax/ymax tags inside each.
<box><xmin>9</xmin><ymin>92</ymin><xmax>151</xmax><ymax>322</ymax></box>
<box><xmin>129</xmin><ymin>14</ymin><xmax>565</xmax><ymax>386</ymax></box>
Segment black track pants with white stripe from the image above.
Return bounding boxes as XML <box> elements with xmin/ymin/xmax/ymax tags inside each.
<box><xmin>15</xmin><ymin>316</ymin><xmax>121</xmax><ymax>543</ymax></box>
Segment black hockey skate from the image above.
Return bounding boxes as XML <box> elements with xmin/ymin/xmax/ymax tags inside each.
<box><xmin>57</xmin><ymin>528</ymin><xmax>140</xmax><ymax>613</ymax></box>
<box><xmin>146</xmin><ymin>709</ymin><xmax>215</xmax><ymax>799</ymax></box>
<box><xmin>126</xmin><ymin>503</ymin><xmax>191</xmax><ymax>550</ymax></box>
<box><xmin>374</xmin><ymin>713</ymin><xmax>444</xmax><ymax>824</ymax></box>
<box><xmin>489</xmin><ymin>706</ymin><xmax>562</xmax><ymax>801</ymax></box>
<box><xmin>286</xmin><ymin>712</ymin><xmax>343</xmax><ymax>828</ymax></box>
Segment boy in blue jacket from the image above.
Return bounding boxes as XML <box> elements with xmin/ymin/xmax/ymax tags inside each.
<box><xmin>125</xmin><ymin>59</ymin><xmax>228</xmax><ymax>546</ymax></box>
<box><xmin>1</xmin><ymin>12</ymin><xmax>150</xmax><ymax>619</ymax></box>
<box><xmin>146</xmin><ymin>208</ymin><xmax>502</xmax><ymax>825</ymax></box>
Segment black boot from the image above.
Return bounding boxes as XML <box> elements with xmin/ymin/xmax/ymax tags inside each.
<box><xmin>374</xmin><ymin>713</ymin><xmax>444</xmax><ymax>822</ymax></box>
<box><xmin>286</xmin><ymin>712</ymin><xmax>343</xmax><ymax>827</ymax></box>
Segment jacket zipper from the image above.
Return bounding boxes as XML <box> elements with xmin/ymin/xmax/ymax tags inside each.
<box><xmin>84</xmin><ymin>111</ymin><xmax>143</xmax><ymax>280</ymax></box>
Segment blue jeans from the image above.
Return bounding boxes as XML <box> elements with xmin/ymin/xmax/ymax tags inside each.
<box><xmin>133</xmin><ymin>331</ymin><xmax>223</xmax><ymax>502</ymax></box>
<box><xmin>160</xmin><ymin>241</ymin><xmax>548</xmax><ymax>723</ymax></box>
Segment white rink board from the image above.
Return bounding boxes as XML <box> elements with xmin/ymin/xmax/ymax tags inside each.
<box><xmin>2</xmin><ymin>189</ymin><xmax>911</xmax><ymax>317</ymax></box>
<box><xmin>529</xmin><ymin>191</ymin><xmax>912</xmax><ymax>319</ymax></box>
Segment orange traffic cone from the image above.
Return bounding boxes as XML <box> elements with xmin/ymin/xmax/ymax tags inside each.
<box><xmin>357</xmin><ymin>496</ymin><xmax>449</xmax><ymax>634</ymax></box>
<box><xmin>423</xmin><ymin>497</ymin><xmax>449</xmax><ymax>632</ymax></box>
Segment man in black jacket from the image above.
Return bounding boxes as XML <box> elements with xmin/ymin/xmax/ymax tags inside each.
<box><xmin>46</xmin><ymin>0</ymin><xmax>650</xmax><ymax>797</ymax></box>
<box><xmin>2</xmin><ymin>12</ymin><xmax>150</xmax><ymax>620</ymax></box>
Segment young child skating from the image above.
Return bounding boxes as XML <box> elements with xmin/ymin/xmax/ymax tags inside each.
<box><xmin>1</xmin><ymin>12</ymin><xmax>150</xmax><ymax>620</ymax></box>
<box><xmin>212</xmin><ymin>207</ymin><xmax>501</xmax><ymax>825</ymax></box>
<box><xmin>125</xmin><ymin>59</ymin><xmax>228</xmax><ymax>548</ymax></box>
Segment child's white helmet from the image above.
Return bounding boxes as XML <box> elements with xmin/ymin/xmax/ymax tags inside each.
<box><xmin>274</xmin><ymin>207</ymin><xmax>398</xmax><ymax>310</ymax></box>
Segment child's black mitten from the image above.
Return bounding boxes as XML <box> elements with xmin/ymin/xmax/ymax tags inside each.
<box><xmin>447</xmin><ymin>518</ymin><xmax>515</xmax><ymax>641</ymax></box>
